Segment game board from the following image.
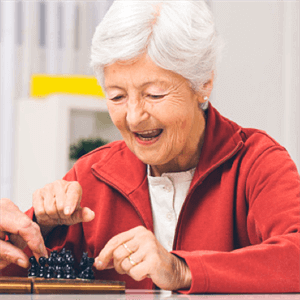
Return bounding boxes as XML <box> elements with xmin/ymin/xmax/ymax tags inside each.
<box><xmin>0</xmin><ymin>248</ymin><xmax>125</xmax><ymax>294</ymax></box>
<box><xmin>0</xmin><ymin>277</ymin><xmax>125</xmax><ymax>294</ymax></box>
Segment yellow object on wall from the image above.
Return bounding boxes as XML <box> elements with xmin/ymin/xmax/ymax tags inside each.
<box><xmin>30</xmin><ymin>75</ymin><xmax>105</xmax><ymax>98</ymax></box>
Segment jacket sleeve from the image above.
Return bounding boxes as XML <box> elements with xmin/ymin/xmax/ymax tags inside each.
<box><xmin>172</xmin><ymin>145</ymin><xmax>300</xmax><ymax>294</ymax></box>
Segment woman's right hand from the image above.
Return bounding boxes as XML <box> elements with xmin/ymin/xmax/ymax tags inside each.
<box><xmin>0</xmin><ymin>198</ymin><xmax>47</xmax><ymax>269</ymax></box>
<box><xmin>32</xmin><ymin>180</ymin><xmax>95</xmax><ymax>236</ymax></box>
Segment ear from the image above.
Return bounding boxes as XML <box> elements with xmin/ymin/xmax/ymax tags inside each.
<box><xmin>197</xmin><ymin>71</ymin><xmax>214</xmax><ymax>104</ymax></box>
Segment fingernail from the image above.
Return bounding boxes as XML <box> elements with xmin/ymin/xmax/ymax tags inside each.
<box><xmin>96</xmin><ymin>260</ymin><xmax>103</xmax><ymax>269</ymax></box>
<box><xmin>64</xmin><ymin>207</ymin><xmax>71</xmax><ymax>215</ymax></box>
<box><xmin>17</xmin><ymin>258</ymin><xmax>27</xmax><ymax>268</ymax></box>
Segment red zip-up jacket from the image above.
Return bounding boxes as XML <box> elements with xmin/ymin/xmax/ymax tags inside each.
<box><xmin>2</xmin><ymin>104</ymin><xmax>299</xmax><ymax>293</ymax></box>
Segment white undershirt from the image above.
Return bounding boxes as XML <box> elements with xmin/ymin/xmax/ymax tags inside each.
<box><xmin>147</xmin><ymin>165</ymin><xmax>196</xmax><ymax>252</ymax></box>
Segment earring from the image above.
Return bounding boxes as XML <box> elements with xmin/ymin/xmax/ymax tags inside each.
<box><xmin>201</xmin><ymin>96</ymin><xmax>209</xmax><ymax>110</ymax></box>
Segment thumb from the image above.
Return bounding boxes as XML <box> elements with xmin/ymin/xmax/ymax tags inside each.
<box><xmin>69</xmin><ymin>207</ymin><xmax>95</xmax><ymax>225</ymax></box>
<box><xmin>81</xmin><ymin>207</ymin><xmax>95</xmax><ymax>223</ymax></box>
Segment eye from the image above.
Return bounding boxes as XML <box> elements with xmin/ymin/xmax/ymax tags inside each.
<box><xmin>109</xmin><ymin>95</ymin><xmax>125</xmax><ymax>101</ymax></box>
<box><xmin>147</xmin><ymin>94</ymin><xmax>166</xmax><ymax>99</ymax></box>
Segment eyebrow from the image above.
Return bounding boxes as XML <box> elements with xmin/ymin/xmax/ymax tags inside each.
<box><xmin>105</xmin><ymin>80</ymin><xmax>170</xmax><ymax>90</ymax></box>
<box><xmin>140</xmin><ymin>80</ymin><xmax>169</xmax><ymax>88</ymax></box>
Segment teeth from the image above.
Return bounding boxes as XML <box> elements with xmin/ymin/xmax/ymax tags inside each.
<box><xmin>135</xmin><ymin>129</ymin><xmax>162</xmax><ymax>140</ymax></box>
<box><xmin>142</xmin><ymin>130</ymin><xmax>157</xmax><ymax>135</ymax></box>
<box><xmin>139</xmin><ymin>136</ymin><xmax>155</xmax><ymax>141</ymax></box>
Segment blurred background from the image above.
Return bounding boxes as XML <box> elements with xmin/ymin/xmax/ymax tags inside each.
<box><xmin>0</xmin><ymin>0</ymin><xmax>299</xmax><ymax>212</ymax></box>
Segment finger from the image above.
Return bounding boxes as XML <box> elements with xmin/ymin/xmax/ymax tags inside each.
<box><xmin>18</xmin><ymin>220</ymin><xmax>48</xmax><ymax>259</ymax></box>
<box><xmin>0</xmin><ymin>200</ymin><xmax>47</xmax><ymax>258</ymax></box>
<box><xmin>122</xmin><ymin>241</ymin><xmax>134</xmax><ymax>255</ymax></box>
<box><xmin>65</xmin><ymin>207</ymin><xmax>95</xmax><ymax>225</ymax></box>
<box><xmin>95</xmin><ymin>230</ymin><xmax>137</xmax><ymax>270</ymax></box>
<box><xmin>0</xmin><ymin>261</ymin><xmax>10</xmax><ymax>269</ymax></box>
<box><xmin>104</xmin><ymin>258</ymin><xmax>114</xmax><ymax>270</ymax></box>
<box><xmin>81</xmin><ymin>207</ymin><xmax>95</xmax><ymax>222</ymax></box>
<box><xmin>53</xmin><ymin>181</ymin><xmax>69</xmax><ymax>219</ymax></box>
<box><xmin>42</xmin><ymin>187</ymin><xmax>58</xmax><ymax>221</ymax></box>
<box><xmin>111</xmin><ymin>245</ymin><xmax>132</xmax><ymax>274</ymax></box>
<box><xmin>127</xmin><ymin>260</ymin><xmax>150</xmax><ymax>282</ymax></box>
<box><xmin>64</xmin><ymin>182</ymin><xmax>82</xmax><ymax>216</ymax></box>
<box><xmin>0</xmin><ymin>239</ymin><xmax>29</xmax><ymax>269</ymax></box>
<box><xmin>111</xmin><ymin>241</ymin><xmax>139</xmax><ymax>274</ymax></box>
<box><xmin>9</xmin><ymin>233</ymin><xmax>27</xmax><ymax>250</ymax></box>
<box><xmin>119</xmin><ymin>252</ymin><xmax>143</xmax><ymax>275</ymax></box>
<box><xmin>33</xmin><ymin>189</ymin><xmax>48</xmax><ymax>224</ymax></box>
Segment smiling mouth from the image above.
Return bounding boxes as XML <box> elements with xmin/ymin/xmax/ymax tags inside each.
<box><xmin>134</xmin><ymin>129</ymin><xmax>163</xmax><ymax>141</ymax></box>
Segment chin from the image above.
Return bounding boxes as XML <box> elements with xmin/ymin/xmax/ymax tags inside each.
<box><xmin>127</xmin><ymin>141</ymin><xmax>168</xmax><ymax>165</ymax></box>
<box><xmin>138</xmin><ymin>153</ymin><xmax>168</xmax><ymax>168</ymax></box>
<box><xmin>133</xmin><ymin>151</ymin><xmax>160</xmax><ymax>165</ymax></box>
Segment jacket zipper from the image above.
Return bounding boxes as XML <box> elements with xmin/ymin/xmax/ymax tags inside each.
<box><xmin>173</xmin><ymin>140</ymin><xmax>244</xmax><ymax>250</ymax></box>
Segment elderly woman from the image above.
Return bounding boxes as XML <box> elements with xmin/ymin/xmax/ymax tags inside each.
<box><xmin>0</xmin><ymin>0</ymin><xmax>299</xmax><ymax>294</ymax></box>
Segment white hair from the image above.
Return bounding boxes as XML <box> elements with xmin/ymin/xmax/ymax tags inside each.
<box><xmin>90</xmin><ymin>0</ymin><xmax>222</xmax><ymax>92</ymax></box>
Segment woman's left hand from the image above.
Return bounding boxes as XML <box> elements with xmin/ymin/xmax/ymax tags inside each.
<box><xmin>94</xmin><ymin>226</ymin><xmax>192</xmax><ymax>291</ymax></box>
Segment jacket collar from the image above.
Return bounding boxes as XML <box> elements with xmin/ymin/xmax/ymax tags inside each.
<box><xmin>91</xmin><ymin>104</ymin><xmax>244</xmax><ymax>222</ymax></box>
<box><xmin>191</xmin><ymin>103</ymin><xmax>244</xmax><ymax>188</ymax></box>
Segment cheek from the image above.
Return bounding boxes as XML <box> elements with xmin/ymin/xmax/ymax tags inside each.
<box><xmin>168</xmin><ymin>115</ymin><xmax>189</xmax><ymax>140</ymax></box>
<box><xmin>107</xmin><ymin>105</ymin><xmax>126</xmax><ymax>131</ymax></box>
<box><xmin>163</xmin><ymin>121</ymin><xmax>186</xmax><ymax>150</ymax></box>
<box><xmin>181</xmin><ymin>120</ymin><xmax>187</xmax><ymax>130</ymax></box>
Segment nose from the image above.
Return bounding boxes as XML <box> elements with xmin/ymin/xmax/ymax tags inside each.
<box><xmin>126</xmin><ymin>97</ymin><xmax>149</xmax><ymax>129</ymax></box>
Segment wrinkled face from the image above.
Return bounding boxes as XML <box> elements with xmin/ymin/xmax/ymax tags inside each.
<box><xmin>104</xmin><ymin>54</ymin><xmax>206</xmax><ymax>175</ymax></box>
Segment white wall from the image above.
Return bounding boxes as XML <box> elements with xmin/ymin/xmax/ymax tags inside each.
<box><xmin>1</xmin><ymin>1</ymin><xmax>299</xmax><ymax>205</ymax></box>
<box><xmin>0</xmin><ymin>1</ymin><xmax>113</xmax><ymax>200</ymax></box>
<box><xmin>211</xmin><ymin>1</ymin><xmax>299</xmax><ymax>170</ymax></box>
<box><xmin>0</xmin><ymin>1</ymin><xmax>16</xmax><ymax>199</ymax></box>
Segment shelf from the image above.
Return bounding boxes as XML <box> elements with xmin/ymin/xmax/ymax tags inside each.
<box><xmin>14</xmin><ymin>94</ymin><xmax>122</xmax><ymax>212</ymax></box>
